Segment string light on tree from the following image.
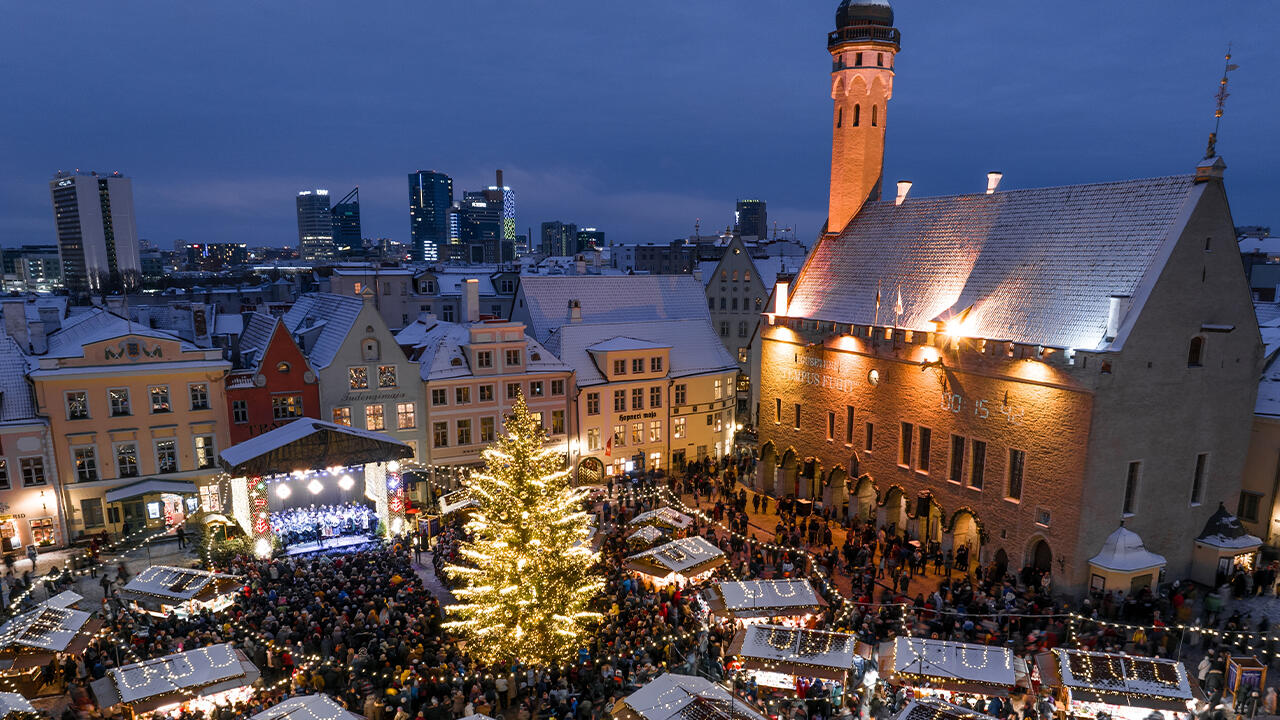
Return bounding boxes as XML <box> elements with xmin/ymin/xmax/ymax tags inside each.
<box><xmin>443</xmin><ymin>394</ymin><xmax>604</xmax><ymax>666</ymax></box>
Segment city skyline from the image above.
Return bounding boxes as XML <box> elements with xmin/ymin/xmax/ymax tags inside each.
<box><xmin>2</xmin><ymin>1</ymin><xmax>1277</xmax><ymax>249</ymax></box>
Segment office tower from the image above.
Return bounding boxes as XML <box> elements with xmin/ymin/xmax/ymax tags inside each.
<box><xmin>487</xmin><ymin>169</ymin><xmax>518</xmax><ymax>257</ymax></box>
<box><xmin>409</xmin><ymin>170</ymin><xmax>453</xmax><ymax>262</ymax></box>
<box><xmin>49</xmin><ymin>171</ymin><xmax>142</xmax><ymax>297</ymax></box>
<box><xmin>734</xmin><ymin>199</ymin><xmax>767</xmax><ymax>239</ymax></box>
<box><xmin>296</xmin><ymin>190</ymin><xmax>335</xmax><ymax>263</ymax></box>
<box><xmin>459</xmin><ymin>192</ymin><xmax>502</xmax><ymax>263</ymax></box>
<box><xmin>540</xmin><ymin>221</ymin><xmax>578</xmax><ymax>256</ymax></box>
<box><xmin>331</xmin><ymin>187</ymin><xmax>362</xmax><ymax>250</ymax></box>
<box><xmin>576</xmin><ymin>228</ymin><xmax>606</xmax><ymax>252</ymax></box>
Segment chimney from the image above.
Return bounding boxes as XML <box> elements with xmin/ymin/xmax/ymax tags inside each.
<box><xmin>37</xmin><ymin>305</ymin><xmax>61</xmax><ymax>332</ymax></box>
<box><xmin>461</xmin><ymin>278</ymin><xmax>479</xmax><ymax>323</ymax></box>
<box><xmin>105</xmin><ymin>295</ymin><xmax>126</xmax><ymax>316</ymax></box>
<box><xmin>1105</xmin><ymin>295</ymin><xmax>1131</xmax><ymax>342</ymax></box>
<box><xmin>1</xmin><ymin>303</ymin><xmax>27</xmax><ymax>349</ymax></box>
<box><xmin>986</xmin><ymin>171</ymin><xmax>1003</xmax><ymax>195</ymax></box>
<box><xmin>496</xmin><ymin>169</ymin><xmax>503</xmax><ymax>188</ymax></box>
<box><xmin>575</xmin><ymin>256</ymin><xmax>587</xmax><ymax>275</ymax></box>
<box><xmin>568</xmin><ymin>299</ymin><xmax>582</xmax><ymax>323</ymax></box>
<box><xmin>134</xmin><ymin>305</ymin><xmax>150</xmax><ymax>329</ymax></box>
<box><xmin>773</xmin><ymin>281</ymin><xmax>789</xmax><ymax>316</ymax></box>
<box><xmin>895</xmin><ymin>180</ymin><xmax>913</xmax><ymax>206</ymax></box>
<box><xmin>28</xmin><ymin>320</ymin><xmax>47</xmax><ymax>355</ymax></box>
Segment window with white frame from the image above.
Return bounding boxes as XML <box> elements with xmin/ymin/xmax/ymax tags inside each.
<box><xmin>156</xmin><ymin>439</ymin><xmax>179</xmax><ymax>474</ymax></box>
<box><xmin>366</xmin><ymin>404</ymin><xmax>385</xmax><ymax>431</ymax></box>
<box><xmin>397</xmin><ymin>403</ymin><xmax>416</xmax><ymax>429</ymax></box>
<box><xmin>189</xmin><ymin>383</ymin><xmax>210</xmax><ymax>410</ymax></box>
<box><xmin>115</xmin><ymin>443</ymin><xmax>139</xmax><ymax>478</ymax></box>
<box><xmin>673</xmin><ymin>417</ymin><xmax>686</xmax><ymax>439</ymax></box>
<box><xmin>194</xmin><ymin>435</ymin><xmax>217</xmax><ymax>469</ymax></box>
<box><xmin>109</xmin><ymin>388</ymin><xmax>131</xmax><ymax>417</ymax></box>
<box><xmin>66</xmin><ymin>391</ymin><xmax>89</xmax><ymax>420</ymax></box>
<box><xmin>150</xmin><ymin>385</ymin><xmax>171</xmax><ymax>413</ymax></box>
<box><xmin>73</xmin><ymin>447</ymin><xmax>97</xmax><ymax>482</ymax></box>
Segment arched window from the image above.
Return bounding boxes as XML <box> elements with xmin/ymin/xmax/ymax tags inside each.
<box><xmin>1188</xmin><ymin>336</ymin><xmax>1204</xmax><ymax>367</ymax></box>
<box><xmin>731</xmin><ymin>270</ymin><xmax>738</xmax><ymax>281</ymax></box>
<box><xmin>720</xmin><ymin>270</ymin><xmax>727</xmax><ymax>281</ymax></box>
<box><xmin>744</xmin><ymin>271</ymin><xmax>751</xmax><ymax>282</ymax></box>
<box><xmin>853</xmin><ymin>104</ymin><xmax>861</xmax><ymax>127</ymax></box>
<box><xmin>871</xmin><ymin>104</ymin><xmax>878</xmax><ymax>127</ymax></box>
<box><xmin>276</xmin><ymin>362</ymin><xmax>291</xmax><ymax>373</ymax></box>
<box><xmin>837</xmin><ymin>107</ymin><xmax>843</xmax><ymax>129</ymax></box>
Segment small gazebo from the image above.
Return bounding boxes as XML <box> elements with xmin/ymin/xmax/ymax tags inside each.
<box><xmin>1087</xmin><ymin>525</ymin><xmax>1166</xmax><ymax>596</ymax></box>
<box><xmin>1191</xmin><ymin>503</ymin><xmax>1262</xmax><ymax>587</ymax></box>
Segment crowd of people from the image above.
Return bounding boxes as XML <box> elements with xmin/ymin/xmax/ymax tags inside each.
<box><xmin>270</xmin><ymin>504</ymin><xmax>379</xmax><ymax>548</ymax></box>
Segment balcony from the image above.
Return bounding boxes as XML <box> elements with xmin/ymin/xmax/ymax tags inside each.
<box><xmin>828</xmin><ymin>25</ymin><xmax>900</xmax><ymax>51</ymax></box>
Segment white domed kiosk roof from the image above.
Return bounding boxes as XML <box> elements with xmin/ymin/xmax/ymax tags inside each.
<box><xmin>1089</xmin><ymin>525</ymin><xmax>1167</xmax><ymax>573</ymax></box>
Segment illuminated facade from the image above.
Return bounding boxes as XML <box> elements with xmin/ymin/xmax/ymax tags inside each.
<box><xmin>49</xmin><ymin>171</ymin><xmax>141</xmax><ymax>297</ymax></box>
<box><xmin>409</xmin><ymin>170</ymin><xmax>452</xmax><ymax>262</ymax></box>
<box><xmin>295</xmin><ymin>189</ymin><xmax>335</xmax><ymax>263</ymax></box>
<box><xmin>755</xmin><ymin>1</ymin><xmax>1261</xmax><ymax>594</ymax></box>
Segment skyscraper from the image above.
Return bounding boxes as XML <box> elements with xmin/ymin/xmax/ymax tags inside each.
<box><xmin>576</xmin><ymin>228</ymin><xmax>606</xmax><ymax>251</ymax></box>
<box><xmin>540</xmin><ymin>221</ymin><xmax>578</xmax><ymax>256</ymax></box>
<box><xmin>459</xmin><ymin>192</ymin><xmax>502</xmax><ymax>263</ymax></box>
<box><xmin>734</xmin><ymin>199</ymin><xmax>768</xmax><ymax>239</ymax></box>
<box><xmin>296</xmin><ymin>190</ymin><xmax>335</xmax><ymax>263</ymax></box>
<box><xmin>331</xmin><ymin>187</ymin><xmax>362</xmax><ymax>250</ymax></box>
<box><xmin>409</xmin><ymin>171</ymin><xmax>453</xmax><ymax>262</ymax></box>
<box><xmin>49</xmin><ymin>170</ymin><xmax>142</xmax><ymax>298</ymax></box>
<box><xmin>488</xmin><ymin>169</ymin><xmax>518</xmax><ymax>257</ymax></box>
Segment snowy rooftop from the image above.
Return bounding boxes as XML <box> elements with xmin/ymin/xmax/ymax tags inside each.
<box><xmin>894</xmin><ymin>699</ymin><xmax>999</xmax><ymax>720</ymax></box>
<box><xmin>281</xmin><ymin>293</ymin><xmax>365</xmax><ymax>369</ymax></box>
<box><xmin>396</xmin><ymin>318</ymin><xmax>569</xmax><ymax>382</ymax></box>
<box><xmin>736</xmin><ymin>624</ymin><xmax>856</xmax><ymax>671</ymax></box>
<box><xmin>1052</xmin><ymin>649</ymin><xmax>1192</xmax><ymax>700</ymax></box>
<box><xmin>250</xmin><ymin>694</ymin><xmax>364</xmax><ymax>720</ymax></box>
<box><xmin>0</xmin><ymin>336</ymin><xmax>36</xmax><ymax>423</ymax></box>
<box><xmin>891</xmin><ymin>637</ymin><xmax>1017</xmax><ymax>687</ymax></box>
<box><xmin>788</xmin><ymin>175</ymin><xmax>1202</xmax><ymax>351</ymax></box>
<box><xmin>626</xmin><ymin>536</ymin><xmax>725</xmax><ymax>575</ymax></box>
<box><xmin>1255</xmin><ymin>306</ymin><xmax>1280</xmax><ymax>417</ymax></box>
<box><xmin>515</xmin><ymin>275</ymin><xmax>713</xmax><ymax>342</ymax></box>
<box><xmin>1195</xmin><ymin>503</ymin><xmax>1263</xmax><ymax>550</ymax></box>
<box><xmin>121</xmin><ymin>566</ymin><xmax>239</xmax><ymax>601</ymax></box>
<box><xmin>628</xmin><ymin>507</ymin><xmax>694</xmax><ymax>529</ymax></box>
<box><xmin>618</xmin><ymin>673</ymin><xmax>765</xmax><ymax>720</ymax></box>
<box><xmin>0</xmin><ymin>602</ymin><xmax>92</xmax><ymax>652</ymax></box>
<box><xmin>545</xmin><ymin>320</ymin><xmax>736</xmax><ymax>387</ymax></box>
<box><xmin>219</xmin><ymin>418</ymin><xmax>412</xmax><ymax>474</ymax></box>
<box><xmin>627</xmin><ymin>526</ymin><xmax>667</xmax><ymax>543</ymax></box>
<box><xmin>105</xmin><ymin>644</ymin><xmax>253</xmax><ymax>704</ymax></box>
<box><xmin>0</xmin><ymin>692</ymin><xmax>36</xmax><ymax>717</ymax></box>
<box><xmin>712</xmin><ymin>580</ymin><xmax>821</xmax><ymax>615</ymax></box>
<box><xmin>587</xmin><ymin>336</ymin><xmax>672</xmax><ymax>352</ymax></box>
<box><xmin>1088</xmin><ymin>526</ymin><xmax>1167</xmax><ymax>573</ymax></box>
<box><xmin>39</xmin><ymin>307</ymin><xmax>203</xmax><ymax>362</ymax></box>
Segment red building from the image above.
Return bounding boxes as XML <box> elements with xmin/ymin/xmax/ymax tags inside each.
<box><xmin>226</xmin><ymin>313</ymin><xmax>321</xmax><ymax>444</ymax></box>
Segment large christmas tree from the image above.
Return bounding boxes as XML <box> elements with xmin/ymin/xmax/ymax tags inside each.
<box><xmin>443</xmin><ymin>395</ymin><xmax>603</xmax><ymax>665</ymax></box>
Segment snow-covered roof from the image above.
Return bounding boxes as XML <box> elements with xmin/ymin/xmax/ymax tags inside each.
<box><xmin>41</xmin><ymin>307</ymin><xmax>202</xmax><ymax>361</ymax></box>
<box><xmin>44</xmin><ymin>590</ymin><xmax>84</xmax><ymax>609</ymax></box>
<box><xmin>626</xmin><ymin>536</ymin><xmax>725</xmax><ymax>575</ymax></box>
<box><xmin>735</xmin><ymin>624</ymin><xmax>856</xmax><ymax>671</ymax></box>
<box><xmin>626</xmin><ymin>525</ymin><xmax>667</xmax><ymax>543</ymax></box>
<box><xmin>1240</xmin><ymin>236</ymin><xmax>1280</xmax><ymax>255</ymax></box>
<box><xmin>894</xmin><ymin>699</ymin><xmax>998</xmax><ymax>720</ymax></box>
<box><xmin>250</xmin><ymin>694</ymin><xmax>364</xmax><ymax>720</ymax></box>
<box><xmin>214</xmin><ymin>313</ymin><xmax>244</xmax><ymax>338</ymax></box>
<box><xmin>628</xmin><ymin>507</ymin><xmax>694</xmax><ymax>529</ymax></box>
<box><xmin>1196</xmin><ymin>502</ymin><xmax>1263</xmax><ymax>550</ymax></box>
<box><xmin>788</xmin><ymin>175</ymin><xmax>1202</xmax><ymax>351</ymax></box>
<box><xmin>0</xmin><ymin>692</ymin><xmax>37</xmax><ymax>717</ymax></box>
<box><xmin>1088</xmin><ymin>526</ymin><xmax>1167</xmax><ymax>573</ymax></box>
<box><xmin>0</xmin><ymin>336</ymin><xmax>36</xmax><ymax>423</ymax></box>
<box><xmin>712</xmin><ymin>580</ymin><xmax>821</xmax><ymax>616</ymax></box>
<box><xmin>120</xmin><ymin>566</ymin><xmax>239</xmax><ymax>601</ymax></box>
<box><xmin>1255</xmin><ymin>308</ymin><xmax>1280</xmax><ymax>417</ymax></box>
<box><xmin>281</xmin><ymin>293</ymin><xmax>365</xmax><ymax>369</ymax></box>
<box><xmin>219</xmin><ymin>418</ymin><xmax>412</xmax><ymax>475</ymax></box>
<box><xmin>396</xmin><ymin>319</ymin><xmax>569</xmax><ymax>382</ymax></box>
<box><xmin>516</xmin><ymin>275</ymin><xmax>713</xmax><ymax>342</ymax></box>
<box><xmin>104</xmin><ymin>644</ymin><xmax>255</xmax><ymax>704</ymax></box>
<box><xmin>439</xmin><ymin>489</ymin><xmax>478</xmax><ymax>515</ymax></box>
<box><xmin>0</xmin><ymin>602</ymin><xmax>92</xmax><ymax>651</ymax></box>
<box><xmin>544</xmin><ymin>320</ymin><xmax>736</xmax><ymax>387</ymax></box>
<box><xmin>237</xmin><ymin>312</ymin><xmax>281</xmax><ymax>368</ymax></box>
<box><xmin>617</xmin><ymin>673</ymin><xmax>765</xmax><ymax>720</ymax></box>
<box><xmin>587</xmin><ymin>337</ymin><xmax>672</xmax><ymax>352</ymax></box>
<box><xmin>891</xmin><ymin>637</ymin><xmax>1018</xmax><ymax>687</ymax></box>
<box><xmin>1051</xmin><ymin>649</ymin><xmax>1192</xmax><ymax>701</ymax></box>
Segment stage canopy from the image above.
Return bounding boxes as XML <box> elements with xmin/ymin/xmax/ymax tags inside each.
<box><xmin>219</xmin><ymin>418</ymin><xmax>414</xmax><ymax>476</ymax></box>
<box><xmin>105</xmin><ymin>478</ymin><xmax>198</xmax><ymax>503</ymax></box>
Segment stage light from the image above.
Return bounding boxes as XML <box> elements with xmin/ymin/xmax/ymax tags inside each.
<box><xmin>338</xmin><ymin>475</ymin><xmax>355</xmax><ymax>491</ymax></box>
<box><xmin>388</xmin><ymin>461</ymin><xmax>400</xmax><ymax>472</ymax></box>
<box><xmin>390</xmin><ymin>518</ymin><xmax>404</xmax><ymax>535</ymax></box>
<box><xmin>275</xmin><ymin>484</ymin><xmax>292</xmax><ymax>500</ymax></box>
<box><xmin>307</xmin><ymin>479</ymin><xmax>323</xmax><ymax>494</ymax></box>
<box><xmin>254</xmin><ymin>538</ymin><xmax>272</xmax><ymax>558</ymax></box>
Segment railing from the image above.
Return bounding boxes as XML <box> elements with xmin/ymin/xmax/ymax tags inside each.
<box><xmin>828</xmin><ymin>25</ymin><xmax>900</xmax><ymax>49</ymax></box>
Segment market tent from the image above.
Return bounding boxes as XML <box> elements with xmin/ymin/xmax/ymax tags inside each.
<box><xmin>439</xmin><ymin>489</ymin><xmax>478</xmax><ymax>515</ymax></box>
<box><xmin>886</xmin><ymin>637</ymin><xmax>1027</xmax><ymax>696</ymax></box>
<box><xmin>626</xmin><ymin>525</ymin><xmax>667</xmax><ymax>545</ymax></box>
<box><xmin>624</xmin><ymin>536</ymin><xmax>726</xmax><ymax>580</ymax></box>
<box><xmin>250</xmin><ymin>694</ymin><xmax>365</xmax><ymax>720</ymax></box>
<box><xmin>120</xmin><ymin>566</ymin><xmax>240</xmax><ymax>602</ymax></box>
<box><xmin>219</xmin><ymin>418</ymin><xmax>413</xmax><ymax>476</ymax></box>
<box><xmin>105</xmin><ymin>478</ymin><xmax>198</xmax><ymax>503</ymax></box>
<box><xmin>730</xmin><ymin>624</ymin><xmax>857</xmax><ymax>683</ymax></box>
<box><xmin>1036</xmin><ymin>648</ymin><xmax>1195</xmax><ymax>714</ymax></box>
<box><xmin>627</xmin><ymin>507</ymin><xmax>694</xmax><ymax>531</ymax></box>
<box><xmin>705</xmin><ymin>579</ymin><xmax>824</xmax><ymax>620</ymax></box>
<box><xmin>0</xmin><ymin>693</ymin><xmax>37</xmax><ymax>718</ymax></box>
<box><xmin>612</xmin><ymin>672</ymin><xmax>766</xmax><ymax>720</ymax></box>
<box><xmin>202</xmin><ymin>513</ymin><xmax>234</xmax><ymax>527</ymax></box>
<box><xmin>90</xmin><ymin>643</ymin><xmax>260</xmax><ymax>713</ymax></box>
<box><xmin>894</xmin><ymin>698</ymin><xmax>999</xmax><ymax>720</ymax></box>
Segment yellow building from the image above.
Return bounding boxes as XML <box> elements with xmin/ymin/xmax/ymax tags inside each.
<box><xmin>27</xmin><ymin>308</ymin><xmax>230</xmax><ymax>540</ymax></box>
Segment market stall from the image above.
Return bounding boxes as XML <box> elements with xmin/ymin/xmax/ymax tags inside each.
<box><xmin>626</xmin><ymin>525</ymin><xmax>667</xmax><ymax>548</ymax></box>
<box><xmin>623</xmin><ymin>536</ymin><xmax>726</xmax><ymax>587</ymax></box>
<box><xmin>1035</xmin><ymin>648</ymin><xmax>1196</xmax><ymax>720</ymax></box>
<box><xmin>613</xmin><ymin>672</ymin><xmax>766</xmax><ymax>720</ymax></box>
<box><xmin>90</xmin><ymin>643</ymin><xmax>260</xmax><ymax>717</ymax></box>
<box><xmin>119</xmin><ymin>566</ymin><xmax>242</xmax><ymax>618</ymax></box>
<box><xmin>0</xmin><ymin>692</ymin><xmax>38</xmax><ymax>719</ymax></box>
<box><xmin>250</xmin><ymin>694</ymin><xmax>365</xmax><ymax>720</ymax></box>
<box><xmin>1087</xmin><ymin>525</ymin><xmax>1167</xmax><ymax>596</ymax></box>
<box><xmin>892</xmin><ymin>698</ymin><xmax>1000</xmax><ymax>720</ymax></box>
<box><xmin>1190</xmin><ymin>503</ymin><xmax>1263</xmax><ymax>588</ymax></box>
<box><xmin>730</xmin><ymin>623</ymin><xmax>866</xmax><ymax>704</ymax></box>
<box><xmin>627</xmin><ymin>507</ymin><xmax>694</xmax><ymax>533</ymax></box>
<box><xmin>705</xmin><ymin>579</ymin><xmax>825</xmax><ymax>626</ymax></box>
<box><xmin>0</xmin><ymin>591</ymin><xmax>100</xmax><ymax>697</ymax></box>
<box><xmin>438</xmin><ymin>489</ymin><xmax>478</xmax><ymax>516</ymax></box>
<box><xmin>884</xmin><ymin>637</ymin><xmax>1029</xmax><ymax>705</ymax></box>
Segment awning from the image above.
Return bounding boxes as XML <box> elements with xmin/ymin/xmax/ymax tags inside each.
<box><xmin>202</xmin><ymin>513</ymin><xmax>234</xmax><ymax>526</ymax></box>
<box><xmin>105</xmin><ymin>479</ymin><xmax>198</xmax><ymax>503</ymax></box>
<box><xmin>219</xmin><ymin>418</ymin><xmax>414</xmax><ymax>476</ymax></box>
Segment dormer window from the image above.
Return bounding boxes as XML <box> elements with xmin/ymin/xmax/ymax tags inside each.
<box><xmin>614</xmin><ymin>359</ymin><xmax>626</xmax><ymax>375</ymax></box>
<box><xmin>631</xmin><ymin>358</ymin><xmax>644</xmax><ymax>373</ymax></box>
<box><xmin>505</xmin><ymin>349</ymin><xmax>522</xmax><ymax>367</ymax></box>
<box><xmin>276</xmin><ymin>362</ymin><xmax>291</xmax><ymax>373</ymax></box>
<box><xmin>650</xmin><ymin>356</ymin><xmax>663</xmax><ymax>373</ymax></box>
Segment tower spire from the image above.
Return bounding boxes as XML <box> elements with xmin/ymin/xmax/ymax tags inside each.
<box><xmin>1204</xmin><ymin>44</ymin><xmax>1239</xmax><ymax>160</ymax></box>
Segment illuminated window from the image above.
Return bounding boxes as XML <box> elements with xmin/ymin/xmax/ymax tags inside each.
<box><xmin>397</xmin><ymin>403</ymin><xmax>416</xmax><ymax>429</ymax></box>
<box><xmin>455</xmin><ymin>386</ymin><xmax>471</xmax><ymax>405</ymax></box>
<box><xmin>189</xmin><ymin>383</ymin><xmax>209</xmax><ymax>410</ymax></box>
<box><xmin>194</xmin><ymin>435</ymin><xmax>217</xmax><ymax>469</ymax></box>
<box><xmin>613</xmin><ymin>425</ymin><xmax>626</xmax><ymax>447</ymax></box>
<box><xmin>378</xmin><ymin>365</ymin><xmax>397</xmax><ymax>388</ymax></box>
<box><xmin>276</xmin><ymin>361</ymin><xmax>291</xmax><ymax>373</ymax></box>
<box><xmin>457</xmin><ymin>419</ymin><xmax>472</xmax><ymax>445</ymax></box>
<box><xmin>149</xmin><ymin>386</ymin><xmax>171</xmax><ymax>413</ymax></box>
<box><xmin>480</xmin><ymin>417</ymin><xmax>495</xmax><ymax>443</ymax></box>
<box><xmin>631</xmin><ymin>423</ymin><xmax>643</xmax><ymax>445</ymax></box>
<box><xmin>332</xmin><ymin>407</ymin><xmax>351</xmax><ymax>426</ymax></box>
<box><xmin>349</xmin><ymin>367</ymin><xmax>369</xmax><ymax>390</ymax></box>
<box><xmin>272</xmin><ymin>394</ymin><xmax>303</xmax><ymax>419</ymax></box>
<box><xmin>73</xmin><ymin>447</ymin><xmax>97</xmax><ymax>482</ymax></box>
<box><xmin>479</xmin><ymin>384</ymin><xmax>494</xmax><ymax>402</ymax></box>
<box><xmin>587</xmin><ymin>428</ymin><xmax>601</xmax><ymax>451</ymax></box>
<box><xmin>65</xmin><ymin>391</ymin><xmax>89</xmax><ymax>420</ymax></box>
<box><xmin>365</xmin><ymin>404</ymin><xmax>385</xmax><ymax>431</ymax></box>
<box><xmin>649</xmin><ymin>420</ymin><xmax>661</xmax><ymax>443</ymax></box>
<box><xmin>674</xmin><ymin>418</ymin><xmax>686</xmax><ymax>439</ymax></box>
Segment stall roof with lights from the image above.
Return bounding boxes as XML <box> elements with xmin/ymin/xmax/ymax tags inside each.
<box><xmin>120</xmin><ymin>566</ymin><xmax>240</xmax><ymax>602</ymax></box>
<box><xmin>612</xmin><ymin>672</ymin><xmax>767</xmax><ymax>720</ymax></box>
<box><xmin>886</xmin><ymin>637</ymin><xmax>1026</xmax><ymax>695</ymax></box>
<box><xmin>250</xmin><ymin>694</ymin><xmax>365</xmax><ymax>720</ymax></box>
<box><xmin>90</xmin><ymin>643</ymin><xmax>260</xmax><ymax>713</ymax></box>
<box><xmin>219</xmin><ymin>418</ymin><xmax>413</xmax><ymax>476</ymax></box>
<box><xmin>624</xmin><ymin>536</ymin><xmax>726</xmax><ymax>578</ymax></box>
<box><xmin>626</xmin><ymin>525</ymin><xmax>667</xmax><ymax>544</ymax></box>
<box><xmin>627</xmin><ymin>507</ymin><xmax>694</xmax><ymax>530</ymax></box>
<box><xmin>0</xmin><ymin>600</ymin><xmax>95</xmax><ymax>658</ymax></box>
<box><xmin>705</xmin><ymin>579</ymin><xmax>824</xmax><ymax>619</ymax></box>
<box><xmin>731</xmin><ymin>624</ymin><xmax>857</xmax><ymax>682</ymax></box>
<box><xmin>1036</xmin><ymin>649</ymin><xmax>1195</xmax><ymax>712</ymax></box>
<box><xmin>0</xmin><ymin>692</ymin><xmax>37</xmax><ymax>718</ymax></box>
<box><xmin>893</xmin><ymin>698</ymin><xmax>999</xmax><ymax>720</ymax></box>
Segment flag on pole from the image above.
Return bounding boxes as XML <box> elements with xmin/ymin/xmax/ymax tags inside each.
<box><xmin>874</xmin><ymin>280</ymin><xmax>882</xmax><ymax>327</ymax></box>
<box><xmin>894</xmin><ymin>283</ymin><xmax>904</xmax><ymax>319</ymax></box>
<box><xmin>605</xmin><ymin>436</ymin><xmax>612</xmax><ymax>458</ymax></box>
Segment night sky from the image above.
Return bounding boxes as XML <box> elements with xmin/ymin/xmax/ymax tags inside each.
<box><xmin>2</xmin><ymin>1</ymin><xmax>1276</xmax><ymax>249</ymax></box>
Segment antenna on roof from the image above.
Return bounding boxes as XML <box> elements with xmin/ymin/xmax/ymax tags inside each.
<box><xmin>1204</xmin><ymin>43</ymin><xmax>1240</xmax><ymax>159</ymax></box>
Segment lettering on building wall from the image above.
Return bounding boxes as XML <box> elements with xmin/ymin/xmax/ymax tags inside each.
<box><xmin>617</xmin><ymin>411</ymin><xmax>659</xmax><ymax>422</ymax></box>
<box><xmin>338</xmin><ymin>390</ymin><xmax>408</xmax><ymax>404</ymax></box>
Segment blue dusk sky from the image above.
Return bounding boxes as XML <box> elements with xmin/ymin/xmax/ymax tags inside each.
<box><xmin>1</xmin><ymin>1</ymin><xmax>1276</xmax><ymax>248</ymax></box>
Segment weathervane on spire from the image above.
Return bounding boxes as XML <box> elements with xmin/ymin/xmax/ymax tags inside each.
<box><xmin>1204</xmin><ymin>44</ymin><xmax>1239</xmax><ymax>159</ymax></box>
